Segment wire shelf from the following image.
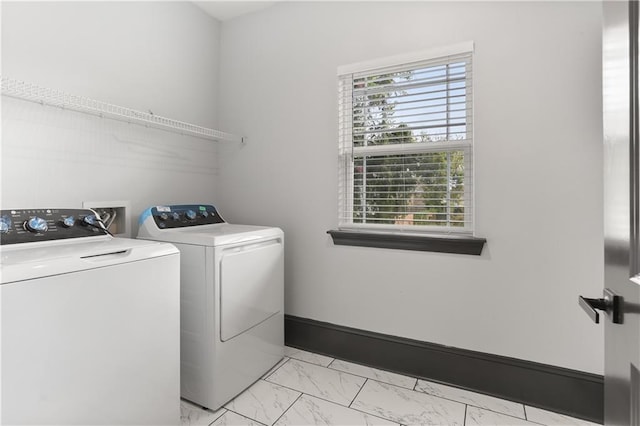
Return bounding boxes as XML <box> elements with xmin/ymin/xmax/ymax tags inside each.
<box><xmin>1</xmin><ymin>77</ymin><xmax>243</xmax><ymax>143</ymax></box>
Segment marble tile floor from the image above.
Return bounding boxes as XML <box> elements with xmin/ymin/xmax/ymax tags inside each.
<box><xmin>181</xmin><ymin>346</ymin><xmax>599</xmax><ymax>426</ymax></box>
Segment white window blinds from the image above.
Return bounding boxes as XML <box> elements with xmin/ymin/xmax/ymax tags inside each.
<box><xmin>338</xmin><ymin>45</ymin><xmax>474</xmax><ymax>234</ymax></box>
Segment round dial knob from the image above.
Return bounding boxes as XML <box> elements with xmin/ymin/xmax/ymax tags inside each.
<box><xmin>83</xmin><ymin>215</ymin><xmax>97</xmax><ymax>226</ymax></box>
<box><xmin>171</xmin><ymin>212</ymin><xmax>180</xmax><ymax>221</ymax></box>
<box><xmin>25</xmin><ymin>216</ymin><xmax>48</xmax><ymax>233</ymax></box>
<box><xmin>201</xmin><ymin>211</ymin><xmax>209</xmax><ymax>218</ymax></box>
<box><xmin>62</xmin><ymin>216</ymin><xmax>76</xmax><ymax>228</ymax></box>
<box><xmin>185</xmin><ymin>210</ymin><xmax>197</xmax><ymax>220</ymax></box>
<box><xmin>158</xmin><ymin>212</ymin><xmax>169</xmax><ymax>221</ymax></box>
<box><xmin>0</xmin><ymin>216</ymin><xmax>12</xmax><ymax>234</ymax></box>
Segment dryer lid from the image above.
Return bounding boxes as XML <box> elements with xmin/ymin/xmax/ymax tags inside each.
<box><xmin>139</xmin><ymin>222</ymin><xmax>283</xmax><ymax>247</ymax></box>
<box><xmin>137</xmin><ymin>204</ymin><xmax>283</xmax><ymax>246</ymax></box>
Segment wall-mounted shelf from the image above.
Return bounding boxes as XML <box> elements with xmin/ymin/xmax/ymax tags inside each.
<box><xmin>1</xmin><ymin>76</ymin><xmax>243</xmax><ymax>143</ymax></box>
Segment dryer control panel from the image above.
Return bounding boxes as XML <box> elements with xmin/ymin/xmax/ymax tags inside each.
<box><xmin>141</xmin><ymin>204</ymin><xmax>225</xmax><ymax>230</ymax></box>
<box><xmin>0</xmin><ymin>208</ymin><xmax>109</xmax><ymax>245</ymax></box>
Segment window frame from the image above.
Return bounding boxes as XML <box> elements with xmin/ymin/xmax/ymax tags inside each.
<box><xmin>331</xmin><ymin>42</ymin><xmax>486</xmax><ymax>254</ymax></box>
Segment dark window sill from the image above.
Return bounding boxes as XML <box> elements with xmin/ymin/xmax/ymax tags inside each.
<box><xmin>327</xmin><ymin>229</ymin><xmax>486</xmax><ymax>255</ymax></box>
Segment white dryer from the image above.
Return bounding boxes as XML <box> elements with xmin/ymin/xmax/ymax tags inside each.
<box><xmin>137</xmin><ymin>204</ymin><xmax>284</xmax><ymax>410</ymax></box>
<box><xmin>0</xmin><ymin>208</ymin><xmax>180</xmax><ymax>425</ymax></box>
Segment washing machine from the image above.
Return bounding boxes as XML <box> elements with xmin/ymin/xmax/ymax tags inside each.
<box><xmin>137</xmin><ymin>204</ymin><xmax>284</xmax><ymax>410</ymax></box>
<box><xmin>0</xmin><ymin>208</ymin><xmax>180</xmax><ymax>425</ymax></box>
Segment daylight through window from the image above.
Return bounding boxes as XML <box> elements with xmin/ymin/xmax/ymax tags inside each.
<box><xmin>338</xmin><ymin>45</ymin><xmax>474</xmax><ymax>234</ymax></box>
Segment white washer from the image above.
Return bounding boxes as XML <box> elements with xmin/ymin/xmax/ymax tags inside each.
<box><xmin>0</xmin><ymin>208</ymin><xmax>180</xmax><ymax>426</ymax></box>
<box><xmin>137</xmin><ymin>204</ymin><xmax>284</xmax><ymax>410</ymax></box>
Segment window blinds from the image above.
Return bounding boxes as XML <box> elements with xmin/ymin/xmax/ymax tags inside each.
<box><xmin>338</xmin><ymin>48</ymin><xmax>473</xmax><ymax>234</ymax></box>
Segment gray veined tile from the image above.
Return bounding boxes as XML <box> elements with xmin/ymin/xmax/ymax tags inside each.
<box><xmin>181</xmin><ymin>399</ymin><xmax>226</xmax><ymax>426</ymax></box>
<box><xmin>284</xmin><ymin>346</ymin><xmax>334</xmax><ymax>367</ymax></box>
<box><xmin>466</xmin><ymin>406</ymin><xmax>539</xmax><ymax>425</ymax></box>
<box><xmin>224</xmin><ymin>380</ymin><xmax>301</xmax><ymax>426</ymax></box>
<box><xmin>415</xmin><ymin>379</ymin><xmax>525</xmax><ymax>419</ymax></box>
<box><xmin>262</xmin><ymin>357</ymin><xmax>290</xmax><ymax>379</ymax></box>
<box><xmin>351</xmin><ymin>379</ymin><xmax>466</xmax><ymax>425</ymax></box>
<box><xmin>525</xmin><ymin>406</ymin><xmax>600</xmax><ymax>425</ymax></box>
<box><xmin>329</xmin><ymin>359</ymin><xmax>417</xmax><ymax>389</ymax></box>
<box><xmin>265</xmin><ymin>358</ymin><xmax>366</xmax><ymax>406</ymax></box>
<box><xmin>211</xmin><ymin>411</ymin><xmax>264</xmax><ymax>426</ymax></box>
<box><xmin>274</xmin><ymin>394</ymin><xmax>399</xmax><ymax>426</ymax></box>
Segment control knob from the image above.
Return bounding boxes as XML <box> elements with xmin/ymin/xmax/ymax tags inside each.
<box><xmin>158</xmin><ymin>212</ymin><xmax>169</xmax><ymax>221</ymax></box>
<box><xmin>25</xmin><ymin>216</ymin><xmax>48</xmax><ymax>233</ymax></box>
<box><xmin>171</xmin><ymin>212</ymin><xmax>180</xmax><ymax>221</ymax></box>
<box><xmin>201</xmin><ymin>211</ymin><xmax>209</xmax><ymax>218</ymax></box>
<box><xmin>0</xmin><ymin>216</ymin><xmax>12</xmax><ymax>234</ymax></box>
<box><xmin>62</xmin><ymin>216</ymin><xmax>76</xmax><ymax>228</ymax></box>
<box><xmin>83</xmin><ymin>215</ymin><xmax>97</xmax><ymax>226</ymax></box>
<box><xmin>185</xmin><ymin>210</ymin><xmax>197</xmax><ymax>220</ymax></box>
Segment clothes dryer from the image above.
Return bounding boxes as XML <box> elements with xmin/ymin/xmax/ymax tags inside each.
<box><xmin>137</xmin><ymin>204</ymin><xmax>284</xmax><ymax>410</ymax></box>
<box><xmin>0</xmin><ymin>208</ymin><xmax>180</xmax><ymax>425</ymax></box>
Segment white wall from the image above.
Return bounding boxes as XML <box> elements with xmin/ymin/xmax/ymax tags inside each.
<box><xmin>1</xmin><ymin>2</ymin><xmax>222</xmax><ymax>232</ymax></box>
<box><xmin>217</xmin><ymin>1</ymin><xmax>605</xmax><ymax>374</ymax></box>
<box><xmin>0</xmin><ymin>0</ymin><xmax>605</xmax><ymax>375</ymax></box>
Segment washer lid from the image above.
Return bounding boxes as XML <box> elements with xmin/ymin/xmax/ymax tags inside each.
<box><xmin>0</xmin><ymin>237</ymin><xmax>178</xmax><ymax>284</ymax></box>
<box><xmin>138</xmin><ymin>223</ymin><xmax>283</xmax><ymax>246</ymax></box>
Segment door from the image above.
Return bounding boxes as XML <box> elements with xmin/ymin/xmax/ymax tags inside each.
<box><xmin>604</xmin><ymin>0</ymin><xmax>640</xmax><ymax>424</ymax></box>
<box><xmin>219</xmin><ymin>238</ymin><xmax>284</xmax><ymax>342</ymax></box>
<box><xmin>580</xmin><ymin>1</ymin><xmax>640</xmax><ymax>425</ymax></box>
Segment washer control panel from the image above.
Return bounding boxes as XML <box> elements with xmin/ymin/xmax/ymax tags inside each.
<box><xmin>0</xmin><ymin>208</ymin><xmax>109</xmax><ymax>245</ymax></box>
<box><xmin>144</xmin><ymin>205</ymin><xmax>224</xmax><ymax>229</ymax></box>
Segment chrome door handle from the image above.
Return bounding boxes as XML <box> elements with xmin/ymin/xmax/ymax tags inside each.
<box><xmin>578</xmin><ymin>288</ymin><xmax>622</xmax><ymax>324</ymax></box>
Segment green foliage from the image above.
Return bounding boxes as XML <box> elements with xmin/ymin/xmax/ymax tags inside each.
<box><xmin>351</xmin><ymin>71</ymin><xmax>466</xmax><ymax>227</ymax></box>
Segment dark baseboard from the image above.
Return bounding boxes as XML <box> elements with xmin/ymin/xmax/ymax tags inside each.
<box><xmin>285</xmin><ymin>315</ymin><xmax>603</xmax><ymax>424</ymax></box>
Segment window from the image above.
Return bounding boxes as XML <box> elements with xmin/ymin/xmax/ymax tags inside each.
<box><xmin>337</xmin><ymin>43</ymin><xmax>475</xmax><ymax>238</ymax></box>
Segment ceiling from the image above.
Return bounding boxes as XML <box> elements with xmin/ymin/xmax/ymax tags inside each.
<box><xmin>193</xmin><ymin>1</ymin><xmax>278</xmax><ymax>21</ymax></box>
